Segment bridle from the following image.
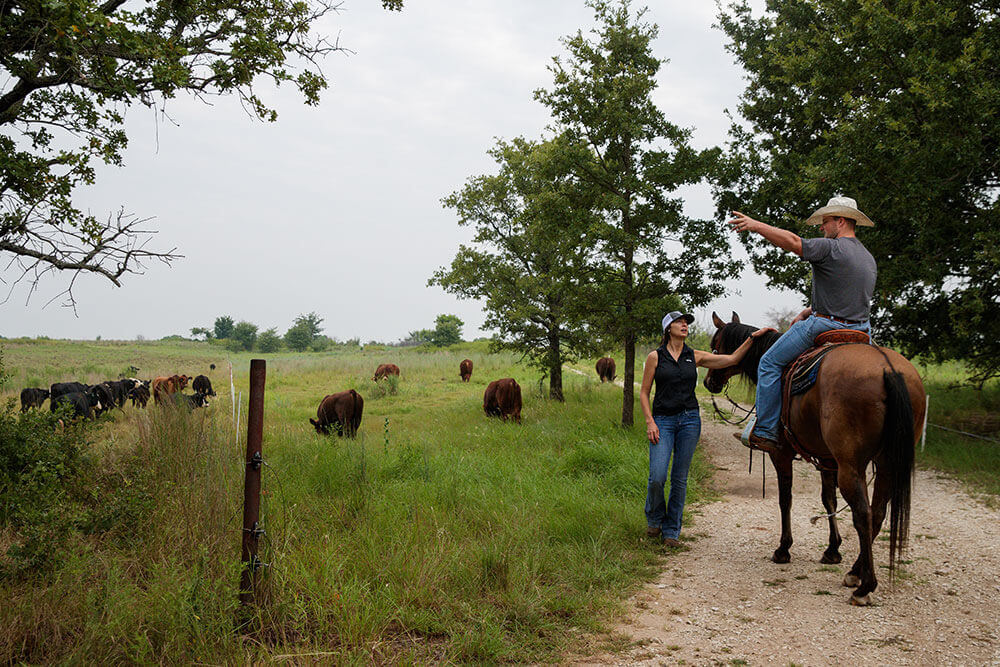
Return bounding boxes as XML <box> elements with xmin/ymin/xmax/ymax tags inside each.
<box><xmin>708</xmin><ymin>331</ymin><xmax>756</xmax><ymax>425</ymax></box>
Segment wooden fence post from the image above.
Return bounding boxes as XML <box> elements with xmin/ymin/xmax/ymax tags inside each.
<box><xmin>240</xmin><ymin>359</ymin><xmax>266</xmax><ymax>608</ymax></box>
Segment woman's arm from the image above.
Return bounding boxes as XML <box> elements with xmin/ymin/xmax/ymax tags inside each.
<box><xmin>639</xmin><ymin>350</ymin><xmax>659</xmax><ymax>444</ymax></box>
<box><xmin>694</xmin><ymin>327</ymin><xmax>777</xmax><ymax>369</ymax></box>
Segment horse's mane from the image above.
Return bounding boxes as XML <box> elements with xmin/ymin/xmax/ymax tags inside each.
<box><xmin>719</xmin><ymin>322</ymin><xmax>783</xmax><ymax>384</ymax></box>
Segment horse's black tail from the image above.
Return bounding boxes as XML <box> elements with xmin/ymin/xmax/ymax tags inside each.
<box><xmin>882</xmin><ymin>369</ymin><xmax>915</xmax><ymax>579</ymax></box>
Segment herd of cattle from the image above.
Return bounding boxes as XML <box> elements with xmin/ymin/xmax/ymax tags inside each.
<box><xmin>19</xmin><ymin>373</ymin><xmax>217</xmax><ymax>419</ymax></box>
<box><xmin>18</xmin><ymin>354</ymin><xmax>618</xmax><ymax>436</ymax></box>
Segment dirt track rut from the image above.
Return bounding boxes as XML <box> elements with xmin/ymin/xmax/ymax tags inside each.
<box><xmin>576</xmin><ymin>403</ymin><xmax>1000</xmax><ymax>666</ymax></box>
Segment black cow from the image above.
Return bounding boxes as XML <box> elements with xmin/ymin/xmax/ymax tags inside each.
<box><xmin>91</xmin><ymin>383</ymin><xmax>115</xmax><ymax>416</ymax></box>
<box><xmin>50</xmin><ymin>382</ymin><xmax>89</xmax><ymax>400</ymax></box>
<box><xmin>169</xmin><ymin>392</ymin><xmax>210</xmax><ymax>410</ymax></box>
<box><xmin>51</xmin><ymin>390</ymin><xmax>101</xmax><ymax>419</ymax></box>
<box><xmin>129</xmin><ymin>384</ymin><xmax>151</xmax><ymax>408</ymax></box>
<box><xmin>20</xmin><ymin>387</ymin><xmax>50</xmax><ymax>412</ymax></box>
<box><xmin>192</xmin><ymin>375</ymin><xmax>216</xmax><ymax>397</ymax></box>
<box><xmin>101</xmin><ymin>379</ymin><xmax>137</xmax><ymax>409</ymax></box>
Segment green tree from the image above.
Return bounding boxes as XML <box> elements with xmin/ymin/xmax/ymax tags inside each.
<box><xmin>401</xmin><ymin>329</ymin><xmax>433</xmax><ymax>346</ymax></box>
<box><xmin>429</xmin><ymin>314</ymin><xmax>464</xmax><ymax>347</ymax></box>
<box><xmin>231</xmin><ymin>321</ymin><xmax>258</xmax><ymax>352</ymax></box>
<box><xmin>431</xmin><ymin>135</ymin><xmax>600</xmax><ymax>400</ymax></box>
<box><xmin>257</xmin><ymin>328</ymin><xmax>283</xmax><ymax>353</ymax></box>
<box><xmin>0</xmin><ymin>0</ymin><xmax>403</xmax><ymax>303</ymax></box>
<box><xmin>284</xmin><ymin>312</ymin><xmax>324</xmax><ymax>352</ymax></box>
<box><xmin>534</xmin><ymin>0</ymin><xmax>735</xmax><ymax>425</ymax></box>
<box><xmin>717</xmin><ymin>0</ymin><xmax>1000</xmax><ymax>386</ymax></box>
<box><xmin>189</xmin><ymin>327</ymin><xmax>213</xmax><ymax>341</ymax></box>
<box><xmin>213</xmin><ymin>316</ymin><xmax>235</xmax><ymax>340</ymax></box>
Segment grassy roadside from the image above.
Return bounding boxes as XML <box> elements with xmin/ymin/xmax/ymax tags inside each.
<box><xmin>0</xmin><ymin>339</ymin><xmax>713</xmax><ymax>664</ymax></box>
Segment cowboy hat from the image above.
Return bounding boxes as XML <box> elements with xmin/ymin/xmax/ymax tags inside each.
<box><xmin>805</xmin><ymin>196</ymin><xmax>874</xmax><ymax>227</ymax></box>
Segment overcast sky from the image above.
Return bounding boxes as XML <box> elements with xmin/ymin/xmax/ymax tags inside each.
<box><xmin>1</xmin><ymin>0</ymin><xmax>800</xmax><ymax>342</ymax></box>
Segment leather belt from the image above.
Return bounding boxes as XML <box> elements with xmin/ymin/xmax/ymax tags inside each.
<box><xmin>814</xmin><ymin>312</ymin><xmax>863</xmax><ymax>325</ymax></box>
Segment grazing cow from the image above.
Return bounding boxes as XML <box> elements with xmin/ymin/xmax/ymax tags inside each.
<box><xmin>310</xmin><ymin>390</ymin><xmax>364</xmax><ymax>437</ymax></box>
<box><xmin>51</xmin><ymin>390</ymin><xmax>102</xmax><ymax>419</ymax></box>
<box><xmin>101</xmin><ymin>379</ymin><xmax>137</xmax><ymax>409</ymax></box>
<box><xmin>20</xmin><ymin>387</ymin><xmax>50</xmax><ymax>412</ymax></box>
<box><xmin>168</xmin><ymin>392</ymin><xmax>210</xmax><ymax>410</ymax></box>
<box><xmin>192</xmin><ymin>374</ymin><xmax>216</xmax><ymax>397</ymax></box>
<box><xmin>129</xmin><ymin>384</ymin><xmax>151</xmax><ymax>408</ymax></box>
<box><xmin>483</xmin><ymin>378</ymin><xmax>522</xmax><ymax>424</ymax></box>
<box><xmin>50</xmin><ymin>381</ymin><xmax>89</xmax><ymax>400</ymax></box>
<box><xmin>89</xmin><ymin>383</ymin><xmax>115</xmax><ymax>416</ymax></box>
<box><xmin>459</xmin><ymin>359</ymin><xmax>473</xmax><ymax>382</ymax></box>
<box><xmin>595</xmin><ymin>357</ymin><xmax>616</xmax><ymax>383</ymax></box>
<box><xmin>210</xmin><ymin>363</ymin><xmax>216</xmax><ymax>371</ymax></box>
<box><xmin>151</xmin><ymin>374</ymin><xmax>190</xmax><ymax>404</ymax></box>
<box><xmin>373</xmin><ymin>363</ymin><xmax>400</xmax><ymax>381</ymax></box>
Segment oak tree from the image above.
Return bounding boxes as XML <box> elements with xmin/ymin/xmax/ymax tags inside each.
<box><xmin>1</xmin><ymin>0</ymin><xmax>402</xmax><ymax>306</ymax></box>
<box><xmin>717</xmin><ymin>0</ymin><xmax>1000</xmax><ymax>385</ymax></box>
<box><xmin>431</xmin><ymin>135</ymin><xmax>600</xmax><ymax>400</ymax></box>
<box><xmin>535</xmin><ymin>0</ymin><xmax>735</xmax><ymax>424</ymax></box>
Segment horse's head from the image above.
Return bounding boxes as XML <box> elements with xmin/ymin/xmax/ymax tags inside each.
<box><xmin>703</xmin><ymin>311</ymin><xmax>756</xmax><ymax>393</ymax></box>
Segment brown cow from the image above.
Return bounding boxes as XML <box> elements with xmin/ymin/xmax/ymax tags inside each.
<box><xmin>483</xmin><ymin>378</ymin><xmax>522</xmax><ymax>424</ymax></box>
<box><xmin>595</xmin><ymin>357</ymin><xmax>616</xmax><ymax>383</ymax></box>
<box><xmin>310</xmin><ymin>390</ymin><xmax>364</xmax><ymax>437</ymax></box>
<box><xmin>373</xmin><ymin>363</ymin><xmax>400</xmax><ymax>381</ymax></box>
<box><xmin>151</xmin><ymin>374</ymin><xmax>190</xmax><ymax>404</ymax></box>
<box><xmin>459</xmin><ymin>358</ymin><xmax>473</xmax><ymax>382</ymax></box>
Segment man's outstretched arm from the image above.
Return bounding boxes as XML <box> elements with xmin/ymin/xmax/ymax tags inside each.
<box><xmin>727</xmin><ymin>211</ymin><xmax>803</xmax><ymax>256</ymax></box>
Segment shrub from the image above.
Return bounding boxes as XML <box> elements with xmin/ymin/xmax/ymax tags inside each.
<box><xmin>257</xmin><ymin>328</ymin><xmax>283</xmax><ymax>353</ymax></box>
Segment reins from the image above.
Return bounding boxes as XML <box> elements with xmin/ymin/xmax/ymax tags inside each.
<box><xmin>710</xmin><ymin>390</ymin><xmax>755</xmax><ymax>426</ymax></box>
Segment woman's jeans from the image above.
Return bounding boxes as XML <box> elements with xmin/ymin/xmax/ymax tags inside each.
<box><xmin>645</xmin><ymin>409</ymin><xmax>701</xmax><ymax>540</ymax></box>
<box><xmin>754</xmin><ymin>315</ymin><xmax>870</xmax><ymax>440</ymax></box>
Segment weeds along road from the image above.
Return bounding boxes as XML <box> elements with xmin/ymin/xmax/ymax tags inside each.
<box><xmin>574</xmin><ymin>398</ymin><xmax>1000</xmax><ymax>666</ymax></box>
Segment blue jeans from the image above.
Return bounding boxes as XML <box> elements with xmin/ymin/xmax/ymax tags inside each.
<box><xmin>645</xmin><ymin>409</ymin><xmax>701</xmax><ymax>540</ymax></box>
<box><xmin>754</xmin><ymin>315</ymin><xmax>870</xmax><ymax>440</ymax></box>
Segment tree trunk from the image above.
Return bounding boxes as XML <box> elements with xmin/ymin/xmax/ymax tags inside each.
<box><xmin>621</xmin><ymin>199</ymin><xmax>635</xmax><ymax>428</ymax></box>
<box><xmin>622</xmin><ymin>331</ymin><xmax>635</xmax><ymax>427</ymax></box>
<box><xmin>548</xmin><ymin>333</ymin><xmax>564</xmax><ymax>402</ymax></box>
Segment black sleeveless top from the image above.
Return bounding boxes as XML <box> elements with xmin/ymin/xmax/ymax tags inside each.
<box><xmin>652</xmin><ymin>344</ymin><xmax>699</xmax><ymax>416</ymax></box>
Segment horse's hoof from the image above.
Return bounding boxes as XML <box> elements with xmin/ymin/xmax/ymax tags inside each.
<box><xmin>820</xmin><ymin>551</ymin><xmax>842</xmax><ymax>564</ymax></box>
<box><xmin>771</xmin><ymin>550</ymin><xmax>791</xmax><ymax>564</ymax></box>
<box><xmin>843</xmin><ymin>573</ymin><xmax>861</xmax><ymax>587</ymax></box>
<box><xmin>849</xmin><ymin>594</ymin><xmax>872</xmax><ymax>606</ymax></box>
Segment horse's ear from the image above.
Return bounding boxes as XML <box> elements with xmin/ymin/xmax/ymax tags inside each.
<box><xmin>731</xmin><ymin>311</ymin><xmax>741</xmax><ymax>323</ymax></box>
<box><xmin>712</xmin><ymin>312</ymin><xmax>726</xmax><ymax>329</ymax></box>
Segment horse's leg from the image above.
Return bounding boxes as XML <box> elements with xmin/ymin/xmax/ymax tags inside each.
<box><xmin>869</xmin><ymin>459</ymin><xmax>892</xmax><ymax>542</ymax></box>
<box><xmin>770</xmin><ymin>450</ymin><xmax>795</xmax><ymax>563</ymax></box>
<box><xmin>819</xmin><ymin>468</ymin><xmax>843</xmax><ymax>564</ymax></box>
<box><xmin>838</xmin><ymin>465</ymin><xmax>876</xmax><ymax>605</ymax></box>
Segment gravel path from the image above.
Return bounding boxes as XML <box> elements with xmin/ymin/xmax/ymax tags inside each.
<box><xmin>576</xmin><ymin>401</ymin><xmax>1000</xmax><ymax>666</ymax></box>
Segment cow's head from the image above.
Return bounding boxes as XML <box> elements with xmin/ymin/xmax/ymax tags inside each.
<box><xmin>309</xmin><ymin>418</ymin><xmax>330</xmax><ymax>435</ymax></box>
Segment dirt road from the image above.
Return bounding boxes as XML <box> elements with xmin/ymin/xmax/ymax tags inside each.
<box><xmin>577</xmin><ymin>404</ymin><xmax>1000</xmax><ymax>666</ymax></box>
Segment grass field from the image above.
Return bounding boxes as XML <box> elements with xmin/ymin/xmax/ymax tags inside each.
<box><xmin>0</xmin><ymin>339</ymin><xmax>716</xmax><ymax>664</ymax></box>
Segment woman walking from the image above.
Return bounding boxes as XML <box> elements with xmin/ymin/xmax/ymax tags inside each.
<box><xmin>640</xmin><ymin>311</ymin><xmax>773</xmax><ymax>547</ymax></box>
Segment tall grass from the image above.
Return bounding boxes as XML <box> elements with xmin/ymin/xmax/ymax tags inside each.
<box><xmin>0</xmin><ymin>340</ymin><xmax>712</xmax><ymax>663</ymax></box>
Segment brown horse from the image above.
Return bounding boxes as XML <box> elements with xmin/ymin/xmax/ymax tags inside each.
<box><xmin>704</xmin><ymin>312</ymin><xmax>925</xmax><ymax>606</ymax></box>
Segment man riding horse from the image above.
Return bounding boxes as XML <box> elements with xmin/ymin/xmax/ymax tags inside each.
<box><xmin>727</xmin><ymin>196</ymin><xmax>877</xmax><ymax>454</ymax></box>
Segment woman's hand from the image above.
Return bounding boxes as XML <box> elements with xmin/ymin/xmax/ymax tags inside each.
<box><xmin>750</xmin><ymin>326</ymin><xmax>777</xmax><ymax>339</ymax></box>
<box><xmin>646</xmin><ymin>420</ymin><xmax>659</xmax><ymax>445</ymax></box>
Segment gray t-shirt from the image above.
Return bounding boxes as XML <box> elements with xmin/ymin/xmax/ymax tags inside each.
<box><xmin>800</xmin><ymin>236</ymin><xmax>876</xmax><ymax>322</ymax></box>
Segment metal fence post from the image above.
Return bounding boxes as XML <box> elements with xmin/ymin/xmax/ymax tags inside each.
<box><xmin>240</xmin><ymin>359</ymin><xmax>266</xmax><ymax>608</ymax></box>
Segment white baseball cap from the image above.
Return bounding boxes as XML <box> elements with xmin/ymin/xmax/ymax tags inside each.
<box><xmin>662</xmin><ymin>311</ymin><xmax>694</xmax><ymax>332</ymax></box>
